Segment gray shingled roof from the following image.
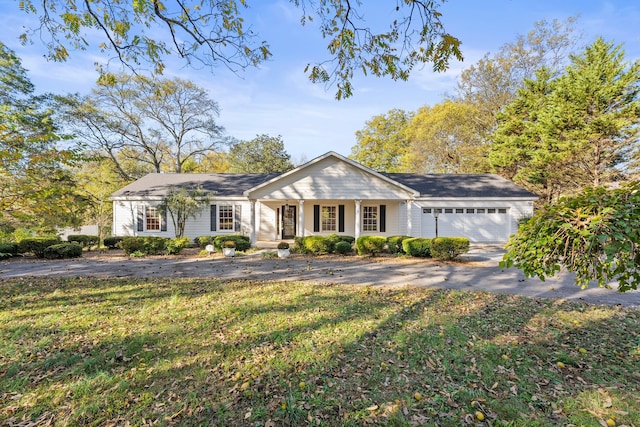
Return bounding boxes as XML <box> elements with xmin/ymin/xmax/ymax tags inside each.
<box><xmin>383</xmin><ymin>173</ymin><xmax>536</xmax><ymax>198</ymax></box>
<box><xmin>111</xmin><ymin>173</ymin><xmax>280</xmax><ymax>198</ymax></box>
<box><xmin>111</xmin><ymin>171</ymin><xmax>537</xmax><ymax>199</ymax></box>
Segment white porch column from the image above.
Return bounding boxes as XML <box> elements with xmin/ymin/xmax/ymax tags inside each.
<box><xmin>354</xmin><ymin>200</ymin><xmax>362</xmax><ymax>240</ymax></box>
<box><xmin>249</xmin><ymin>199</ymin><xmax>256</xmax><ymax>245</ymax></box>
<box><xmin>406</xmin><ymin>199</ymin><xmax>413</xmax><ymax>236</ymax></box>
<box><xmin>298</xmin><ymin>200</ymin><xmax>305</xmax><ymax>237</ymax></box>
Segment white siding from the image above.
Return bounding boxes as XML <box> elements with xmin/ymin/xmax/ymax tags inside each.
<box><xmin>248</xmin><ymin>156</ymin><xmax>414</xmax><ymax>201</ymax></box>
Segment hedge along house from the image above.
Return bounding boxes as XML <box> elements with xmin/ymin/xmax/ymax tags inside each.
<box><xmin>111</xmin><ymin>152</ymin><xmax>537</xmax><ymax>244</ymax></box>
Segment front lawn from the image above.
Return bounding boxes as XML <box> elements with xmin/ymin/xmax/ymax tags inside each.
<box><xmin>1</xmin><ymin>278</ymin><xmax>638</xmax><ymax>426</ymax></box>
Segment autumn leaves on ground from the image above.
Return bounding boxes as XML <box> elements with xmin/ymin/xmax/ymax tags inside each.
<box><xmin>1</xmin><ymin>278</ymin><xmax>638</xmax><ymax>426</ymax></box>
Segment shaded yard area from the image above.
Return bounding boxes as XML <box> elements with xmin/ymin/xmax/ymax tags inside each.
<box><xmin>1</xmin><ymin>277</ymin><xmax>638</xmax><ymax>426</ymax></box>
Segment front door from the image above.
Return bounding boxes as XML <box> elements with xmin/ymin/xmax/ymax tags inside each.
<box><xmin>281</xmin><ymin>205</ymin><xmax>297</xmax><ymax>239</ymax></box>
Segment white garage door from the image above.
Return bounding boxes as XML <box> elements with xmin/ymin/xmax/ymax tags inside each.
<box><xmin>421</xmin><ymin>208</ymin><xmax>510</xmax><ymax>242</ymax></box>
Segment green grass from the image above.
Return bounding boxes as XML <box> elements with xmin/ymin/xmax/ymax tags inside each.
<box><xmin>1</xmin><ymin>277</ymin><xmax>638</xmax><ymax>426</ymax></box>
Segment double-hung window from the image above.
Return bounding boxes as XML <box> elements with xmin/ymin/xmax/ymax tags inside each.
<box><xmin>218</xmin><ymin>204</ymin><xmax>234</xmax><ymax>231</ymax></box>
<box><xmin>145</xmin><ymin>206</ymin><xmax>161</xmax><ymax>231</ymax></box>
<box><xmin>362</xmin><ymin>206</ymin><xmax>378</xmax><ymax>231</ymax></box>
<box><xmin>321</xmin><ymin>206</ymin><xmax>336</xmax><ymax>232</ymax></box>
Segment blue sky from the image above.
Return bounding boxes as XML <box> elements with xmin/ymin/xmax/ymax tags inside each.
<box><xmin>1</xmin><ymin>1</ymin><xmax>639</xmax><ymax>163</ymax></box>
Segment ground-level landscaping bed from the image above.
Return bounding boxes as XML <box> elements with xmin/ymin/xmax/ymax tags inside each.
<box><xmin>1</xmin><ymin>278</ymin><xmax>638</xmax><ymax>426</ymax></box>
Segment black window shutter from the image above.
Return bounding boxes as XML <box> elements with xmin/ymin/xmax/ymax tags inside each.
<box><xmin>137</xmin><ymin>205</ymin><xmax>144</xmax><ymax>232</ymax></box>
<box><xmin>234</xmin><ymin>204</ymin><xmax>242</xmax><ymax>232</ymax></box>
<box><xmin>338</xmin><ymin>204</ymin><xmax>345</xmax><ymax>233</ymax></box>
<box><xmin>313</xmin><ymin>204</ymin><xmax>320</xmax><ymax>232</ymax></box>
<box><xmin>161</xmin><ymin>209</ymin><xmax>167</xmax><ymax>231</ymax></box>
<box><xmin>380</xmin><ymin>205</ymin><xmax>386</xmax><ymax>232</ymax></box>
<box><xmin>210</xmin><ymin>205</ymin><xmax>217</xmax><ymax>232</ymax></box>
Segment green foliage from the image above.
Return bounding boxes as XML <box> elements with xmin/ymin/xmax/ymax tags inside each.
<box><xmin>355</xmin><ymin>236</ymin><xmax>386</xmax><ymax>255</ymax></box>
<box><xmin>165</xmin><ymin>237</ymin><xmax>191</xmax><ymax>255</ymax></box>
<box><xmin>159</xmin><ymin>186</ymin><xmax>210</xmax><ymax>238</ymax></box>
<box><xmin>502</xmin><ymin>182</ymin><xmax>640</xmax><ymax>292</ymax></box>
<box><xmin>43</xmin><ymin>242</ymin><xmax>83</xmax><ymax>259</ymax></box>
<box><xmin>334</xmin><ymin>241</ymin><xmax>352</xmax><ymax>255</ymax></box>
<box><xmin>402</xmin><ymin>238</ymin><xmax>432</xmax><ymax>258</ymax></box>
<box><xmin>404</xmin><ymin>101</ymin><xmax>490</xmax><ymax>173</ymax></box>
<box><xmin>386</xmin><ymin>236</ymin><xmax>412</xmax><ymax>254</ymax></box>
<box><xmin>103</xmin><ymin>236</ymin><xmax>123</xmax><ymax>249</ymax></box>
<box><xmin>14</xmin><ymin>1</ymin><xmax>461</xmax><ymax>99</ymax></box>
<box><xmin>430</xmin><ymin>237</ymin><xmax>470</xmax><ymax>260</ymax></box>
<box><xmin>119</xmin><ymin>236</ymin><xmax>169</xmax><ymax>256</ymax></box>
<box><xmin>67</xmin><ymin>235</ymin><xmax>99</xmax><ymax>249</ymax></box>
<box><xmin>17</xmin><ymin>236</ymin><xmax>61</xmax><ymax>257</ymax></box>
<box><xmin>1</xmin><ymin>42</ymin><xmax>85</xmax><ymax>230</ymax></box>
<box><xmin>0</xmin><ymin>243</ymin><xmax>18</xmax><ymax>259</ymax></box>
<box><xmin>490</xmin><ymin>38</ymin><xmax>640</xmax><ymax>201</ymax></box>
<box><xmin>194</xmin><ymin>236</ymin><xmax>217</xmax><ymax>248</ymax></box>
<box><xmin>213</xmin><ymin>235</ymin><xmax>250</xmax><ymax>251</ymax></box>
<box><xmin>350</xmin><ymin>109</ymin><xmax>413</xmax><ymax>172</ymax></box>
<box><xmin>301</xmin><ymin>236</ymin><xmax>333</xmax><ymax>255</ymax></box>
<box><xmin>228</xmin><ymin>134</ymin><xmax>294</xmax><ymax>173</ymax></box>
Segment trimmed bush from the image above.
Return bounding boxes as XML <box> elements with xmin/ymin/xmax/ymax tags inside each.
<box><xmin>0</xmin><ymin>242</ymin><xmax>18</xmax><ymax>259</ymax></box>
<box><xmin>166</xmin><ymin>237</ymin><xmax>191</xmax><ymax>255</ymax></box>
<box><xmin>334</xmin><ymin>241</ymin><xmax>352</xmax><ymax>255</ymax></box>
<box><xmin>119</xmin><ymin>237</ymin><xmax>146</xmax><ymax>255</ymax></box>
<box><xmin>103</xmin><ymin>236</ymin><xmax>124</xmax><ymax>249</ymax></box>
<box><xmin>213</xmin><ymin>235</ymin><xmax>250</xmax><ymax>251</ymax></box>
<box><xmin>293</xmin><ymin>236</ymin><xmax>307</xmax><ymax>254</ymax></box>
<box><xmin>301</xmin><ymin>236</ymin><xmax>332</xmax><ymax>255</ymax></box>
<box><xmin>387</xmin><ymin>235</ymin><xmax>411</xmax><ymax>254</ymax></box>
<box><xmin>430</xmin><ymin>237</ymin><xmax>470</xmax><ymax>260</ymax></box>
<box><xmin>402</xmin><ymin>238</ymin><xmax>431</xmax><ymax>258</ymax></box>
<box><xmin>67</xmin><ymin>234</ymin><xmax>99</xmax><ymax>249</ymax></box>
<box><xmin>17</xmin><ymin>236</ymin><xmax>61</xmax><ymax>257</ymax></box>
<box><xmin>43</xmin><ymin>242</ymin><xmax>83</xmax><ymax>259</ymax></box>
<box><xmin>355</xmin><ymin>236</ymin><xmax>386</xmax><ymax>255</ymax></box>
<box><xmin>195</xmin><ymin>236</ymin><xmax>215</xmax><ymax>248</ymax></box>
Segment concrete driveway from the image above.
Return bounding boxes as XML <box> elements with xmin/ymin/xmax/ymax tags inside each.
<box><xmin>1</xmin><ymin>246</ymin><xmax>638</xmax><ymax>307</ymax></box>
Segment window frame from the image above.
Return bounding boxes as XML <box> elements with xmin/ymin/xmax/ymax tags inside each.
<box><xmin>145</xmin><ymin>206</ymin><xmax>161</xmax><ymax>231</ymax></box>
<box><xmin>218</xmin><ymin>204</ymin><xmax>234</xmax><ymax>231</ymax></box>
<box><xmin>321</xmin><ymin>205</ymin><xmax>337</xmax><ymax>232</ymax></box>
<box><xmin>362</xmin><ymin>205</ymin><xmax>378</xmax><ymax>232</ymax></box>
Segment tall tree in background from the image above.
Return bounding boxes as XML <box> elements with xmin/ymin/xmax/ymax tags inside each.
<box><xmin>227</xmin><ymin>134</ymin><xmax>294</xmax><ymax>173</ymax></box>
<box><xmin>15</xmin><ymin>1</ymin><xmax>462</xmax><ymax>99</ymax></box>
<box><xmin>0</xmin><ymin>42</ymin><xmax>84</xmax><ymax>231</ymax></box>
<box><xmin>350</xmin><ymin>109</ymin><xmax>413</xmax><ymax>172</ymax></box>
<box><xmin>490</xmin><ymin>39</ymin><xmax>640</xmax><ymax>202</ymax></box>
<box><xmin>62</xmin><ymin>74</ymin><xmax>226</xmax><ymax>181</ymax></box>
<box><xmin>456</xmin><ymin>17</ymin><xmax>579</xmax><ymax>137</ymax></box>
<box><xmin>403</xmin><ymin>101</ymin><xmax>489</xmax><ymax>174</ymax></box>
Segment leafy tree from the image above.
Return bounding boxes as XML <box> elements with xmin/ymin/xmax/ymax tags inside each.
<box><xmin>0</xmin><ymin>42</ymin><xmax>85</xmax><ymax>231</ymax></box>
<box><xmin>15</xmin><ymin>1</ymin><xmax>462</xmax><ymax>99</ymax></box>
<box><xmin>350</xmin><ymin>109</ymin><xmax>413</xmax><ymax>172</ymax></box>
<box><xmin>227</xmin><ymin>134</ymin><xmax>294</xmax><ymax>173</ymax></box>
<box><xmin>62</xmin><ymin>74</ymin><xmax>226</xmax><ymax>180</ymax></box>
<box><xmin>548</xmin><ymin>38</ymin><xmax>640</xmax><ymax>186</ymax></box>
<box><xmin>159</xmin><ymin>187</ymin><xmax>210</xmax><ymax>238</ymax></box>
<box><xmin>489</xmin><ymin>68</ymin><xmax>562</xmax><ymax>203</ymax></box>
<box><xmin>403</xmin><ymin>101</ymin><xmax>489</xmax><ymax>173</ymax></box>
<box><xmin>73</xmin><ymin>156</ymin><xmax>128</xmax><ymax>242</ymax></box>
<box><xmin>456</xmin><ymin>17</ymin><xmax>579</xmax><ymax>136</ymax></box>
<box><xmin>490</xmin><ymin>39</ymin><xmax>640</xmax><ymax>202</ymax></box>
<box><xmin>501</xmin><ymin>182</ymin><xmax>640</xmax><ymax>292</ymax></box>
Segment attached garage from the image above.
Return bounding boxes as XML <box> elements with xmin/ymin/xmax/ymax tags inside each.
<box><xmin>420</xmin><ymin>207</ymin><xmax>510</xmax><ymax>243</ymax></box>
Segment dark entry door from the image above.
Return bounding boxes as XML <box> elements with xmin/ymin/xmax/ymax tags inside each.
<box><xmin>281</xmin><ymin>205</ymin><xmax>296</xmax><ymax>239</ymax></box>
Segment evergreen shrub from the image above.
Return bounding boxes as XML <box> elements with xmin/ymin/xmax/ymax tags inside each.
<box><xmin>402</xmin><ymin>238</ymin><xmax>431</xmax><ymax>257</ymax></box>
<box><xmin>355</xmin><ymin>236</ymin><xmax>386</xmax><ymax>255</ymax></box>
<box><xmin>430</xmin><ymin>237</ymin><xmax>470</xmax><ymax>260</ymax></box>
<box><xmin>43</xmin><ymin>242</ymin><xmax>83</xmax><ymax>259</ymax></box>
